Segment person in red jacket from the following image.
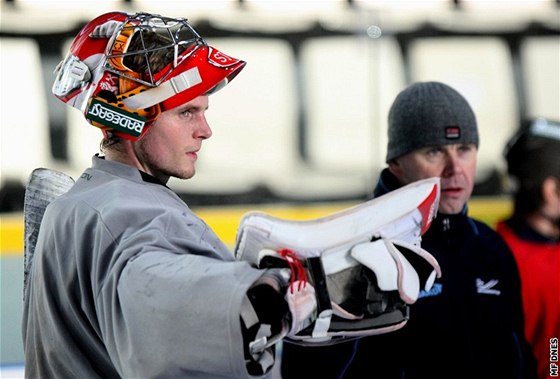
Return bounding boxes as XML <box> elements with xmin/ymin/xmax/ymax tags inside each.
<box><xmin>497</xmin><ymin>117</ymin><xmax>560</xmax><ymax>379</ymax></box>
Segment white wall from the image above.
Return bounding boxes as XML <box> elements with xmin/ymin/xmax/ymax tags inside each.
<box><xmin>1</xmin><ymin>1</ymin><xmax>559</xmax><ymax>200</ymax></box>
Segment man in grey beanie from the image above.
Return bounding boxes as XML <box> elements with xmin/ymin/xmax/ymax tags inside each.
<box><xmin>281</xmin><ymin>81</ymin><xmax>536</xmax><ymax>379</ymax></box>
<box><xmin>383</xmin><ymin>81</ymin><xmax>480</xmax><ymax>214</ymax></box>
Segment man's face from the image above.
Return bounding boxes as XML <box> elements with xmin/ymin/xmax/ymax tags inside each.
<box><xmin>133</xmin><ymin>95</ymin><xmax>212</xmax><ymax>183</ymax></box>
<box><xmin>389</xmin><ymin>143</ymin><xmax>478</xmax><ymax>214</ymax></box>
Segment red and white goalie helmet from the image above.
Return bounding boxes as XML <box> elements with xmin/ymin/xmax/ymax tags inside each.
<box><xmin>52</xmin><ymin>11</ymin><xmax>246</xmax><ymax>140</ymax></box>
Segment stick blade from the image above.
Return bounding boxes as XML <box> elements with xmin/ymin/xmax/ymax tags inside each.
<box><xmin>23</xmin><ymin>168</ymin><xmax>75</xmax><ymax>299</ymax></box>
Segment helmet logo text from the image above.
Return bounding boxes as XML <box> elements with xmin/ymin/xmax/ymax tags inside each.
<box><xmin>87</xmin><ymin>98</ymin><xmax>146</xmax><ymax>137</ymax></box>
<box><xmin>208</xmin><ymin>47</ymin><xmax>240</xmax><ymax>67</ymax></box>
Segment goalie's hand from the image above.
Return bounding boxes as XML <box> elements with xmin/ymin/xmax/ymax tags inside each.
<box><xmin>253</xmin><ymin>253</ymin><xmax>318</xmax><ymax>337</ymax></box>
<box><xmin>242</xmin><ymin>268</ymin><xmax>316</xmax><ymax>353</ymax></box>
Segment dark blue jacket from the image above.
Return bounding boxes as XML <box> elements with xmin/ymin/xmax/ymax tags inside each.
<box><xmin>281</xmin><ymin>169</ymin><xmax>536</xmax><ymax>379</ymax></box>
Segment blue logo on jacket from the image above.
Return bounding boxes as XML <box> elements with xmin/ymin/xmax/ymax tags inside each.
<box><xmin>418</xmin><ymin>283</ymin><xmax>442</xmax><ymax>299</ymax></box>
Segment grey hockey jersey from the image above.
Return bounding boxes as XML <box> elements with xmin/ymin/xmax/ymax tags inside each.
<box><xmin>22</xmin><ymin>156</ymin><xmax>269</xmax><ymax>379</ymax></box>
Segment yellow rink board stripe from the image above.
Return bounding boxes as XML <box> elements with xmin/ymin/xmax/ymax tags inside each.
<box><xmin>1</xmin><ymin>213</ymin><xmax>24</xmax><ymax>255</ymax></box>
<box><xmin>0</xmin><ymin>197</ymin><xmax>513</xmax><ymax>257</ymax></box>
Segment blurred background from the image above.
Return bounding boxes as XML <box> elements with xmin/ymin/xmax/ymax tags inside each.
<box><xmin>1</xmin><ymin>0</ymin><xmax>559</xmax><ymax>376</ymax></box>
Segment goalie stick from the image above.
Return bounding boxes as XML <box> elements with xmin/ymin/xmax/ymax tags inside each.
<box><xmin>23</xmin><ymin>168</ymin><xmax>75</xmax><ymax>301</ymax></box>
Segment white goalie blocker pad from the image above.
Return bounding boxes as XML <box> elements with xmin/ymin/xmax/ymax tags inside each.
<box><xmin>235</xmin><ymin>177</ymin><xmax>442</xmax><ymax>345</ymax></box>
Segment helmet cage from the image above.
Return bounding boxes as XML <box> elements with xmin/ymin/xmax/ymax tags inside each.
<box><xmin>104</xmin><ymin>13</ymin><xmax>206</xmax><ymax>90</ymax></box>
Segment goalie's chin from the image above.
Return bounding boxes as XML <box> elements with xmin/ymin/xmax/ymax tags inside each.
<box><xmin>171</xmin><ymin>167</ymin><xmax>196</xmax><ymax>181</ymax></box>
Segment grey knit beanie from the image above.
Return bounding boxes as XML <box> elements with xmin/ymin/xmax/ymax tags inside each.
<box><xmin>386</xmin><ymin>81</ymin><xmax>479</xmax><ymax>162</ymax></box>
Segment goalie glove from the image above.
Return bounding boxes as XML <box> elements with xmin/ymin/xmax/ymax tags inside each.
<box><xmin>235</xmin><ymin>177</ymin><xmax>442</xmax><ymax>345</ymax></box>
<box><xmin>254</xmin><ymin>241</ymin><xmax>440</xmax><ymax>345</ymax></box>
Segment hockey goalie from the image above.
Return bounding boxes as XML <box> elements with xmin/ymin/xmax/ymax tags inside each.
<box><xmin>22</xmin><ymin>10</ymin><xmax>444</xmax><ymax>378</ymax></box>
<box><xmin>23</xmin><ymin>166</ymin><xmax>441</xmax><ymax>377</ymax></box>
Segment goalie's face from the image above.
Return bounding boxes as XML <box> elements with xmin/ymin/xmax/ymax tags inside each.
<box><xmin>389</xmin><ymin>143</ymin><xmax>477</xmax><ymax>215</ymax></box>
<box><xmin>132</xmin><ymin>95</ymin><xmax>211</xmax><ymax>183</ymax></box>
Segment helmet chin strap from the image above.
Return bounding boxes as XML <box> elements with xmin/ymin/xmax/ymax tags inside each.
<box><xmin>122</xmin><ymin>67</ymin><xmax>202</xmax><ymax>110</ymax></box>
